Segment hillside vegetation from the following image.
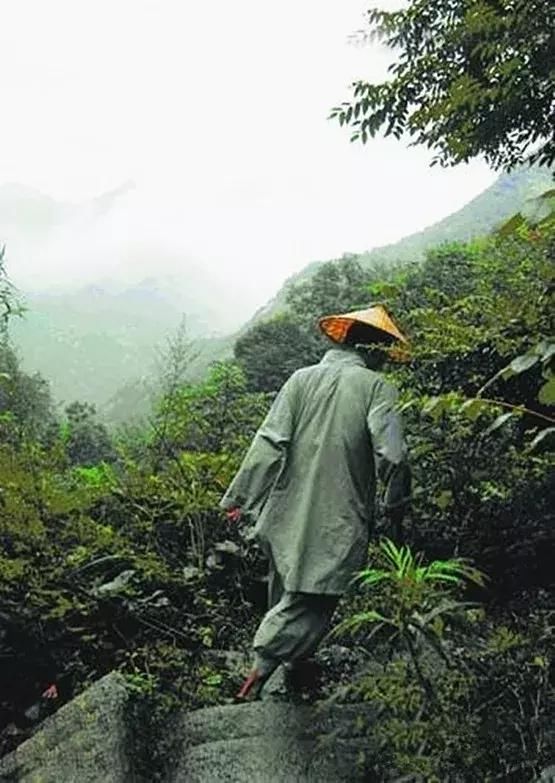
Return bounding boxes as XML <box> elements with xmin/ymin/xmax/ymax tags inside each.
<box><xmin>0</xmin><ymin>195</ymin><xmax>552</xmax><ymax>778</ymax></box>
<box><xmin>255</xmin><ymin>165</ymin><xmax>553</xmax><ymax>319</ymax></box>
<box><xmin>1</xmin><ymin>0</ymin><xmax>554</xmax><ymax>777</ymax></box>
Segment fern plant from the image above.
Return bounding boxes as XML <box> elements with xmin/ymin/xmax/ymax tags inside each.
<box><xmin>335</xmin><ymin>538</ymin><xmax>486</xmax><ymax>699</ymax></box>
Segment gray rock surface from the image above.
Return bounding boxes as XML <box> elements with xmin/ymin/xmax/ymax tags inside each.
<box><xmin>536</xmin><ymin>766</ymin><xmax>555</xmax><ymax>782</ymax></box>
<box><xmin>1</xmin><ymin>669</ymin><xmax>550</xmax><ymax>782</ymax></box>
<box><xmin>0</xmin><ymin>671</ymin><xmax>379</xmax><ymax>782</ymax></box>
<box><xmin>0</xmin><ymin>673</ymin><xmax>135</xmax><ymax>783</ymax></box>
<box><xmin>171</xmin><ymin>700</ymin><xmax>378</xmax><ymax>783</ymax></box>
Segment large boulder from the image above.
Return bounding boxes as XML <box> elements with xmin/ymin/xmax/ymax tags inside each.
<box><xmin>1</xmin><ymin>671</ymin><xmax>552</xmax><ymax>782</ymax></box>
<box><xmin>0</xmin><ymin>671</ymin><xmax>379</xmax><ymax>782</ymax></box>
<box><xmin>171</xmin><ymin>700</ymin><xmax>378</xmax><ymax>783</ymax></box>
<box><xmin>0</xmin><ymin>673</ymin><xmax>135</xmax><ymax>783</ymax></box>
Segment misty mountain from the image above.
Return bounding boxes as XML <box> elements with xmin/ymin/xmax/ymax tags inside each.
<box><xmin>253</xmin><ymin>164</ymin><xmax>554</xmax><ymax>321</ymax></box>
<box><xmin>1</xmin><ymin>165</ymin><xmax>551</xmax><ymax>415</ymax></box>
<box><xmin>173</xmin><ymin>164</ymin><xmax>554</xmax><ymax>403</ymax></box>
<box><xmin>0</xmin><ymin>181</ymin><xmax>134</xmax><ymax>236</ymax></box>
<box><xmin>0</xmin><ymin>181</ymin><xmax>238</xmax><ymax>332</ymax></box>
<box><xmin>0</xmin><ymin>182</ymin><xmax>245</xmax><ymax>407</ymax></box>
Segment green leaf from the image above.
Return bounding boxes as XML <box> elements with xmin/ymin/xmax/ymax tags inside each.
<box><xmin>528</xmin><ymin>427</ymin><xmax>555</xmax><ymax>451</ymax></box>
<box><xmin>460</xmin><ymin>398</ymin><xmax>487</xmax><ymax>420</ymax></box>
<box><xmin>501</xmin><ymin>353</ymin><xmax>539</xmax><ymax>380</ymax></box>
<box><xmin>534</xmin><ymin>339</ymin><xmax>555</xmax><ymax>364</ymax></box>
<box><xmin>332</xmin><ymin>609</ymin><xmax>391</xmax><ymax>636</ymax></box>
<box><xmin>93</xmin><ymin>570</ymin><xmax>136</xmax><ymax>597</ymax></box>
<box><xmin>423</xmin><ymin>396</ymin><xmax>449</xmax><ymax>420</ymax></box>
<box><xmin>425</xmin><ymin>572</ymin><xmax>462</xmax><ymax>584</ymax></box>
<box><xmin>434</xmin><ymin>489</ymin><xmax>453</xmax><ymax>510</ymax></box>
<box><xmin>356</xmin><ymin>570</ymin><xmax>390</xmax><ymax>587</ymax></box>
<box><xmin>538</xmin><ymin>376</ymin><xmax>555</xmax><ymax>405</ymax></box>
<box><xmin>203</xmin><ymin>673</ymin><xmax>223</xmax><ymax>686</ymax></box>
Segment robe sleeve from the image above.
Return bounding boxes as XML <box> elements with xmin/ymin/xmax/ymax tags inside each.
<box><xmin>367</xmin><ymin>379</ymin><xmax>411</xmax><ymax>511</ymax></box>
<box><xmin>219</xmin><ymin>376</ymin><xmax>296</xmax><ymax>518</ymax></box>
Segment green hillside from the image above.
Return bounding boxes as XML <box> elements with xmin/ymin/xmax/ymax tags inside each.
<box><xmin>182</xmin><ymin>164</ymin><xmax>553</xmax><ymax>387</ymax></box>
<box><xmin>10</xmin><ymin>283</ymin><xmax>185</xmax><ymax>409</ymax></box>
<box><xmin>258</xmin><ymin>165</ymin><xmax>553</xmax><ymax>318</ymax></box>
<box><xmin>355</xmin><ymin>165</ymin><xmax>554</xmax><ymax>268</ymax></box>
<box><xmin>7</xmin><ymin>165</ymin><xmax>552</xmax><ymax>420</ymax></box>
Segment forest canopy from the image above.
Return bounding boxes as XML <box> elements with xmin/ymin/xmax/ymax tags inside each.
<box><xmin>331</xmin><ymin>0</ymin><xmax>555</xmax><ymax>169</ymax></box>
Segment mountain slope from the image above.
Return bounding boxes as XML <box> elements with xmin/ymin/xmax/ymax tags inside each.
<box><xmin>354</xmin><ymin>164</ymin><xmax>554</xmax><ymax>268</ymax></box>
<box><xmin>3</xmin><ymin>165</ymin><xmax>552</xmax><ymax>416</ymax></box>
<box><xmin>179</xmin><ymin>165</ymin><xmax>553</xmax><ymax>390</ymax></box>
<box><xmin>255</xmin><ymin>165</ymin><xmax>554</xmax><ymax>320</ymax></box>
<box><xmin>10</xmin><ymin>281</ymin><xmax>184</xmax><ymax>407</ymax></box>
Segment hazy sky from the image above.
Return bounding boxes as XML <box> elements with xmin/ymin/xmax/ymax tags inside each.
<box><xmin>0</xmin><ymin>0</ymin><xmax>497</xmax><ymax>328</ymax></box>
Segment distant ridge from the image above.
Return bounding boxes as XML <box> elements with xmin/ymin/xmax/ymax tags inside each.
<box><xmin>3</xmin><ymin>165</ymin><xmax>552</xmax><ymax>417</ymax></box>
<box><xmin>182</xmin><ymin>164</ymin><xmax>553</xmax><ymax>385</ymax></box>
<box><xmin>354</xmin><ymin>164</ymin><xmax>553</xmax><ymax>268</ymax></box>
<box><xmin>254</xmin><ymin>164</ymin><xmax>554</xmax><ymax>322</ymax></box>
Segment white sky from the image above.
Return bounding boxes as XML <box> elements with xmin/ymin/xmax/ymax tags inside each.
<box><xmin>0</xmin><ymin>0</ymin><xmax>496</xmax><ymax>330</ymax></box>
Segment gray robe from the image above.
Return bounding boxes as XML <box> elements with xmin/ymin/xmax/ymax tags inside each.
<box><xmin>220</xmin><ymin>347</ymin><xmax>411</xmax><ymax>594</ymax></box>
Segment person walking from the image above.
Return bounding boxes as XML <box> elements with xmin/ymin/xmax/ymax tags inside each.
<box><xmin>221</xmin><ymin>304</ymin><xmax>412</xmax><ymax>700</ymax></box>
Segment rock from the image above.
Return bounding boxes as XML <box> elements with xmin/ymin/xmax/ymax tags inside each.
<box><xmin>171</xmin><ymin>700</ymin><xmax>378</xmax><ymax>782</ymax></box>
<box><xmin>1</xmin><ymin>668</ymin><xmax>549</xmax><ymax>782</ymax></box>
<box><xmin>536</xmin><ymin>766</ymin><xmax>555</xmax><ymax>782</ymax></box>
<box><xmin>0</xmin><ymin>671</ymin><xmax>381</xmax><ymax>782</ymax></box>
<box><xmin>0</xmin><ymin>673</ymin><xmax>136</xmax><ymax>783</ymax></box>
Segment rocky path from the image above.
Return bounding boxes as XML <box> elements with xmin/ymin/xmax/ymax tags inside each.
<box><xmin>171</xmin><ymin>699</ymin><xmax>377</xmax><ymax>782</ymax></box>
<box><xmin>0</xmin><ymin>673</ymin><xmax>376</xmax><ymax>782</ymax></box>
<box><xmin>1</xmin><ymin>673</ymin><xmax>553</xmax><ymax>782</ymax></box>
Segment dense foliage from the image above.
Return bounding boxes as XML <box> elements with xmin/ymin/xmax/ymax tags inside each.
<box><xmin>234</xmin><ymin>207</ymin><xmax>554</xmax><ymax>777</ymax></box>
<box><xmin>331</xmin><ymin>0</ymin><xmax>555</xmax><ymax>169</ymax></box>
<box><xmin>0</xmin><ymin>203</ymin><xmax>553</xmax><ymax>778</ymax></box>
<box><xmin>339</xmin><ymin>541</ymin><xmax>551</xmax><ymax>779</ymax></box>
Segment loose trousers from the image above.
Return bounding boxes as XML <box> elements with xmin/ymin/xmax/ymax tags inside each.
<box><xmin>252</xmin><ymin>555</ymin><xmax>340</xmax><ymax>677</ymax></box>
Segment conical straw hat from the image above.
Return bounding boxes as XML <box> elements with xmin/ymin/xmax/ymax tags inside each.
<box><xmin>318</xmin><ymin>304</ymin><xmax>408</xmax><ymax>346</ymax></box>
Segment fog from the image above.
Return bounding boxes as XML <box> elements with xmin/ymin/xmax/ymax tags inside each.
<box><xmin>0</xmin><ymin>0</ymin><xmax>496</xmax><ymax>333</ymax></box>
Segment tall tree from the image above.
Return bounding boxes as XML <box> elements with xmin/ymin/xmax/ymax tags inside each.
<box><xmin>234</xmin><ymin>259</ymin><xmax>373</xmax><ymax>392</ymax></box>
<box><xmin>331</xmin><ymin>1</ymin><xmax>555</xmax><ymax>170</ymax></box>
<box><xmin>235</xmin><ymin>316</ymin><xmax>317</xmax><ymax>392</ymax></box>
<box><xmin>63</xmin><ymin>402</ymin><xmax>115</xmax><ymax>466</ymax></box>
<box><xmin>0</xmin><ymin>340</ymin><xmax>56</xmax><ymax>444</ymax></box>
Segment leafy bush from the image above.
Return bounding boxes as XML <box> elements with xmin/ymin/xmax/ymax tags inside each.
<box><xmin>0</xmin><ymin>210</ymin><xmax>552</xmax><ymax>780</ymax></box>
<box><xmin>335</xmin><ymin>542</ymin><xmax>552</xmax><ymax>781</ymax></box>
<box><xmin>0</xmin><ymin>360</ymin><xmax>270</xmax><ymax>755</ymax></box>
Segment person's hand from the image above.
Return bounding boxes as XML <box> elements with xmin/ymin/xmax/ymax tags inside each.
<box><xmin>42</xmin><ymin>684</ymin><xmax>58</xmax><ymax>700</ymax></box>
<box><xmin>226</xmin><ymin>507</ymin><xmax>242</xmax><ymax>523</ymax></box>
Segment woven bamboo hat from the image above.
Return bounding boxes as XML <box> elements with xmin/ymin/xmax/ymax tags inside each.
<box><xmin>318</xmin><ymin>304</ymin><xmax>409</xmax><ymax>351</ymax></box>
